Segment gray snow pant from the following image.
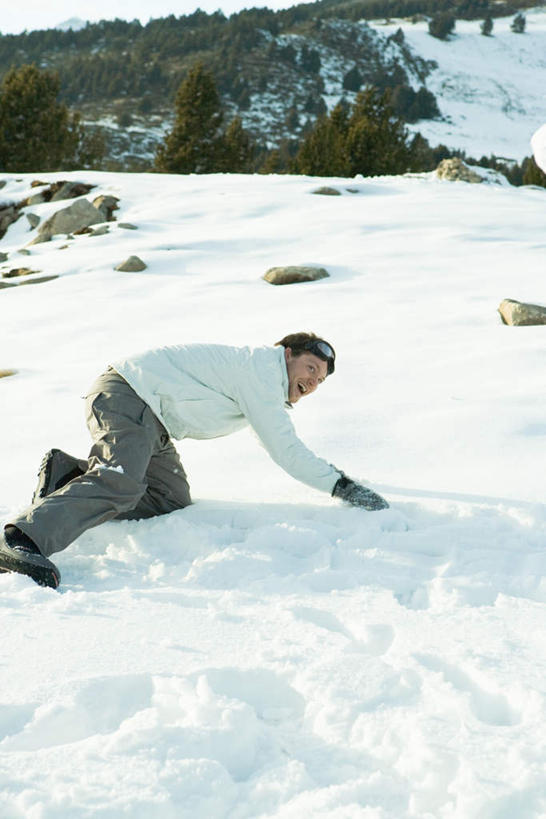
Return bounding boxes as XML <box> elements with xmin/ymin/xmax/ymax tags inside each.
<box><xmin>12</xmin><ymin>368</ymin><xmax>191</xmax><ymax>558</ymax></box>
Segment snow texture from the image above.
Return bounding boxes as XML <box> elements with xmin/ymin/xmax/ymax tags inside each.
<box><xmin>1</xmin><ymin>167</ymin><xmax>546</xmax><ymax>817</ymax></box>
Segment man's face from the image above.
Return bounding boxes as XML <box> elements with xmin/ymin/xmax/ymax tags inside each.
<box><xmin>284</xmin><ymin>348</ymin><xmax>328</xmax><ymax>403</ymax></box>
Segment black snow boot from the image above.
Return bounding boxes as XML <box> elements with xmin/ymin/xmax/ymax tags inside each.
<box><xmin>0</xmin><ymin>526</ymin><xmax>60</xmax><ymax>589</ymax></box>
<box><xmin>32</xmin><ymin>448</ymin><xmax>85</xmax><ymax>505</ymax></box>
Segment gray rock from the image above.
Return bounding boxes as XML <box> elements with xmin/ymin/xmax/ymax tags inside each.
<box><xmin>50</xmin><ymin>181</ymin><xmax>95</xmax><ymax>202</ymax></box>
<box><xmin>115</xmin><ymin>255</ymin><xmax>147</xmax><ymax>272</ymax></box>
<box><xmin>0</xmin><ymin>181</ymin><xmax>6</xmax><ymax>190</ymax></box>
<box><xmin>25</xmin><ymin>192</ymin><xmax>46</xmax><ymax>206</ymax></box>
<box><xmin>93</xmin><ymin>195</ymin><xmax>120</xmax><ymax>221</ymax></box>
<box><xmin>2</xmin><ymin>267</ymin><xmax>39</xmax><ymax>278</ymax></box>
<box><xmin>18</xmin><ymin>249</ymin><xmax>31</xmax><ymax>256</ymax></box>
<box><xmin>0</xmin><ymin>274</ymin><xmax>58</xmax><ymax>290</ymax></box>
<box><xmin>436</xmin><ymin>158</ymin><xmax>483</xmax><ymax>183</ymax></box>
<box><xmin>0</xmin><ymin>205</ymin><xmax>21</xmax><ymax>240</ymax></box>
<box><xmin>0</xmin><ymin>252</ymin><xmax>8</xmax><ymax>262</ymax></box>
<box><xmin>26</xmin><ymin>213</ymin><xmax>40</xmax><ymax>229</ymax></box>
<box><xmin>311</xmin><ymin>186</ymin><xmax>342</xmax><ymax>196</ymax></box>
<box><xmin>20</xmin><ymin>181</ymin><xmax>95</xmax><ymax>208</ymax></box>
<box><xmin>263</xmin><ymin>265</ymin><xmax>330</xmax><ymax>285</ymax></box>
<box><xmin>29</xmin><ymin>198</ymin><xmax>103</xmax><ymax>245</ymax></box>
<box><xmin>118</xmin><ymin>223</ymin><xmax>138</xmax><ymax>230</ymax></box>
<box><xmin>498</xmin><ymin>298</ymin><xmax>546</xmax><ymax>326</ymax></box>
<box><xmin>89</xmin><ymin>225</ymin><xmax>110</xmax><ymax>236</ymax></box>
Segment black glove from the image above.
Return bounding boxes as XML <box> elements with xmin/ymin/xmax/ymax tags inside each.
<box><xmin>332</xmin><ymin>475</ymin><xmax>389</xmax><ymax>511</ymax></box>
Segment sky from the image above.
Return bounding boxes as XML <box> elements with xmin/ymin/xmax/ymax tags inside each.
<box><xmin>0</xmin><ymin>0</ymin><xmax>304</xmax><ymax>35</ymax></box>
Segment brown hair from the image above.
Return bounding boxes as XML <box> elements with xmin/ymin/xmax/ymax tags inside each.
<box><xmin>275</xmin><ymin>332</ymin><xmax>336</xmax><ymax>375</ymax></box>
<box><xmin>275</xmin><ymin>332</ymin><xmax>321</xmax><ymax>353</ymax></box>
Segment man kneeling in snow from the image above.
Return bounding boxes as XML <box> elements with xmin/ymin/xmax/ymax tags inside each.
<box><xmin>0</xmin><ymin>333</ymin><xmax>388</xmax><ymax>588</ymax></box>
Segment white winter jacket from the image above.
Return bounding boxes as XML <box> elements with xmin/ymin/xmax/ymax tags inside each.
<box><xmin>113</xmin><ymin>343</ymin><xmax>340</xmax><ymax>494</ymax></box>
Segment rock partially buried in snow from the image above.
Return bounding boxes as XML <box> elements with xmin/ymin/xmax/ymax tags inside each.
<box><xmin>2</xmin><ymin>267</ymin><xmax>40</xmax><ymax>279</ymax></box>
<box><xmin>115</xmin><ymin>255</ymin><xmax>147</xmax><ymax>272</ymax></box>
<box><xmin>23</xmin><ymin>180</ymin><xmax>96</xmax><ymax>207</ymax></box>
<box><xmin>0</xmin><ymin>274</ymin><xmax>58</xmax><ymax>290</ymax></box>
<box><xmin>498</xmin><ymin>298</ymin><xmax>546</xmax><ymax>326</ymax></box>
<box><xmin>0</xmin><ymin>204</ymin><xmax>21</xmax><ymax>240</ymax></box>
<box><xmin>436</xmin><ymin>158</ymin><xmax>483</xmax><ymax>183</ymax></box>
<box><xmin>93</xmin><ymin>195</ymin><xmax>119</xmax><ymax>221</ymax></box>
<box><xmin>118</xmin><ymin>223</ymin><xmax>138</xmax><ymax>230</ymax></box>
<box><xmin>0</xmin><ymin>368</ymin><xmax>17</xmax><ymax>378</ymax></box>
<box><xmin>26</xmin><ymin>213</ymin><xmax>40</xmax><ymax>229</ymax></box>
<box><xmin>311</xmin><ymin>186</ymin><xmax>341</xmax><ymax>196</ymax></box>
<box><xmin>29</xmin><ymin>199</ymin><xmax>104</xmax><ymax>245</ymax></box>
<box><xmin>263</xmin><ymin>265</ymin><xmax>329</xmax><ymax>285</ymax></box>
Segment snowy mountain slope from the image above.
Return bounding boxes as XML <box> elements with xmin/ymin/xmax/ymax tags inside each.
<box><xmin>0</xmin><ymin>168</ymin><xmax>545</xmax><ymax>817</ymax></box>
<box><xmin>370</xmin><ymin>6</ymin><xmax>546</xmax><ymax>160</ymax></box>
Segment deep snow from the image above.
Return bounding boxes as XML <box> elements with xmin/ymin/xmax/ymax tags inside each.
<box><xmin>1</xmin><ymin>163</ymin><xmax>546</xmax><ymax>817</ymax></box>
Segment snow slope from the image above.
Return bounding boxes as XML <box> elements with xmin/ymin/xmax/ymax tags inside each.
<box><xmin>1</xmin><ymin>167</ymin><xmax>546</xmax><ymax>817</ymax></box>
<box><xmin>371</xmin><ymin>7</ymin><xmax>546</xmax><ymax>160</ymax></box>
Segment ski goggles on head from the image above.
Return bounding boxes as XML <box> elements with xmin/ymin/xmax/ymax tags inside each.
<box><xmin>303</xmin><ymin>340</ymin><xmax>336</xmax><ymax>375</ymax></box>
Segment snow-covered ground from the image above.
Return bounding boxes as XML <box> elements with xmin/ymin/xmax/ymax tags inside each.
<box><xmin>371</xmin><ymin>7</ymin><xmax>546</xmax><ymax>161</ymax></box>
<box><xmin>1</xmin><ymin>164</ymin><xmax>546</xmax><ymax>817</ymax></box>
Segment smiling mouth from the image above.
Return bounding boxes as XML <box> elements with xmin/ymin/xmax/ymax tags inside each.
<box><xmin>297</xmin><ymin>382</ymin><xmax>307</xmax><ymax>395</ymax></box>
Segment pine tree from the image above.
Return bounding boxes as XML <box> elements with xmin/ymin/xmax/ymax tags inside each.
<box><xmin>345</xmin><ymin>88</ymin><xmax>413</xmax><ymax>176</ymax></box>
<box><xmin>155</xmin><ymin>63</ymin><xmax>254</xmax><ymax>173</ymax></box>
<box><xmin>480</xmin><ymin>15</ymin><xmax>493</xmax><ymax>36</ymax></box>
<box><xmin>343</xmin><ymin>66</ymin><xmax>363</xmax><ymax>93</ymax></box>
<box><xmin>218</xmin><ymin>117</ymin><xmax>254</xmax><ymax>173</ymax></box>
<box><xmin>428</xmin><ymin>13</ymin><xmax>455</xmax><ymax>41</ymax></box>
<box><xmin>155</xmin><ymin>63</ymin><xmax>225</xmax><ymax>173</ymax></box>
<box><xmin>522</xmin><ymin>156</ymin><xmax>546</xmax><ymax>187</ymax></box>
<box><xmin>0</xmin><ymin>64</ymin><xmax>81</xmax><ymax>172</ymax></box>
<box><xmin>511</xmin><ymin>13</ymin><xmax>526</xmax><ymax>34</ymax></box>
<box><xmin>291</xmin><ymin>110</ymin><xmax>351</xmax><ymax>177</ymax></box>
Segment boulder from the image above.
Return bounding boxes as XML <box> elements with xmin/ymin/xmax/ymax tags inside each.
<box><xmin>115</xmin><ymin>255</ymin><xmax>147</xmax><ymax>272</ymax></box>
<box><xmin>50</xmin><ymin>181</ymin><xmax>95</xmax><ymax>202</ymax></box>
<box><xmin>498</xmin><ymin>299</ymin><xmax>546</xmax><ymax>326</ymax></box>
<box><xmin>435</xmin><ymin>158</ymin><xmax>483</xmax><ymax>183</ymax></box>
<box><xmin>0</xmin><ymin>275</ymin><xmax>58</xmax><ymax>290</ymax></box>
<box><xmin>2</xmin><ymin>267</ymin><xmax>39</xmax><ymax>279</ymax></box>
<box><xmin>311</xmin><ymin>186</ymin><xmax>342</xmax><ymax>196</ymax></box>
<box><xmin>0</xmin><ymin>204</ymin><xmax>21</xmax><ymax>240</ymax></box>
<box><xmin>93</xmin><ymin>195</ymin><xmax>119</xmax><ymax>221</ymax></box>
<box><xmin>263</xmin><ymin>265</ymin><xmax>329</xmax><ymax>285</ymax></box>
<box><xmin>26</xmin><ymin>213</ymin><xmax>40</xmax><ymax>229</ymax></box>
<box><xmin>21</xmin><ymin>181</ymin><xmax>95</xmax><ymax>208</ymax></box>
<box><xmin>29</xmin><ymin>198</ymin><xmax>104</xmax><ymax>244</ymax></box>
<box><xmin>0</xmin><ymin>252</ymin><xmax>8</xmax><ymax>262</ymax></box>
<box><xmin>118</xmin><ymin>222</ymin><xmax>138</xmax><ymax>230</ymax></box>
<box><xmin>25</xmin><ymin>192</ymin><xmax>46</xmax><ymax>206</ymax></box>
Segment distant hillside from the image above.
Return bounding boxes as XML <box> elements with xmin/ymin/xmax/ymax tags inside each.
<box><xmin>0</xmin><ymin>0</ymin><xmax>540</xmax><ymax>169</ymax></box>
